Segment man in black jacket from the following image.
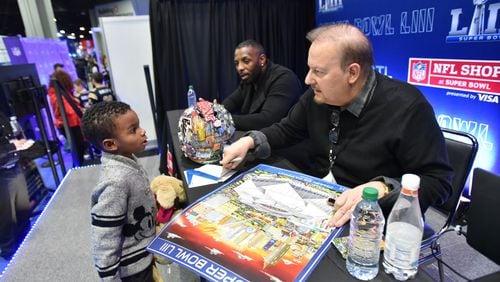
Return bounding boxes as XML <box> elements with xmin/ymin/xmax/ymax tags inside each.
<box><xmin>222</xmin><ymin>40</ymin><xmax>302</xmax><ymax>130</ymax></box>
<box><xmin>221</xmin><ymin>24</ymin><xmax>453</xmax><ymax>227</ymax></box>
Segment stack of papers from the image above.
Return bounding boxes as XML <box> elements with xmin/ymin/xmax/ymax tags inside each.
<box><xmin>184</xmin><ymin>164</ymin><xmax>238</xmax><ymax>188</ymax></box>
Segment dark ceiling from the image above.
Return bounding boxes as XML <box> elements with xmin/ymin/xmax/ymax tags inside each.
<box><xmin>0</xmin><ymin>0</ymin><xmax>116</xmax><ymax>39</ymax></box>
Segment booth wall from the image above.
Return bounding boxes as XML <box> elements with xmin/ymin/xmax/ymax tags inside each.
<box><xmin>100</xmin><ymin>16</ymin><xmax>157</xmax><ymax>142</ymax></box>
<box><xmin>2</xmin><ymin>36</ymin><xmax>77</xmax><ymax>87</ymax></box>
<box><xmin>316</xmin><ymin>0</ymin><xmax>500</xmax><ymax>194</ymax></box>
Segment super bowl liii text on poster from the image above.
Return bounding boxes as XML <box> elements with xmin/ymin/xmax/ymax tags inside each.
<box><xmin>156</xmin><ymin>241</ymin><xmax>246</xmax><ymax>282</ymax></box>
<box><xmin>352</xmin><ymin>7</ymin><xmax>435</xmax><ymax>36</ymax></box>
<box><xmin>322</xmin><ymin>1</ymin><xmax>500</xmax><ymax>41</ymax></box>
<box><xmin>448</xmin><ymin>1</ymin><xmax>500</xmax><ymax>42</ymax></box>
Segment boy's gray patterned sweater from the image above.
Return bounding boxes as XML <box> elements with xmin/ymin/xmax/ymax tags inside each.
<box><xmin>90</xmin><ymin>152</ymin><xmax>156</xmax><ymax>281</ymax></box>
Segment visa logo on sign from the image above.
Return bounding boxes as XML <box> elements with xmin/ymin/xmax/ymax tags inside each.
<box><xmin>478</xmin><ymin>94</ymin><xmax>499</xmax><ymax>103</ymax></box>
<box><xmin>447</xmin><ymin>1</ymin><xmax>500</xmax><ymax>42</ymax></box>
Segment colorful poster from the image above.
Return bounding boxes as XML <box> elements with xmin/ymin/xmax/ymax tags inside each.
<box><xmin>316</xmin><ymin>0</ymin><xmax>500</xmax><ymax>194</ymax></box>
<box><xmin>148</xmin><ymin>164</ymin><xmax>346</xmax><ymax>282</ymax></box>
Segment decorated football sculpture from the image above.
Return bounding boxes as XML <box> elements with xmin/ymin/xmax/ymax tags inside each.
<box><xmin>178</xmin><ymin>100</ymin><xmax>235</xmax><ymax>164</ymax></box>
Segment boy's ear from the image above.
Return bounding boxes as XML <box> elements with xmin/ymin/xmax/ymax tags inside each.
<box><xmin>102</xmin><ymin>138</ymin><xmax>117</xmax><ymax>152</ymax></box>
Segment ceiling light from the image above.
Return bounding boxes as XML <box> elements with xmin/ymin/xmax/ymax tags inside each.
<box><xmin>80</xmin><ymin>27</ymin><xmax>85</xmax><ymax>31</ymax></box>
<box><xmin>79</xmin><ymin>35</ymin><xmax>84</xmax><ymax>39</ymax></box>
<box><xmin>89</xmin><ymin>30</ymin><xmax>93</xmax><ymax>34</ymax></box>
<box><xmin>60</xmin><ymin>30</ymin><xmax>65</xmax><ymax>34</ymax></box>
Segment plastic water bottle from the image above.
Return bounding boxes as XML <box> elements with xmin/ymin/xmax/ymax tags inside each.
<box><xmin>346</xmin><ymin>187</ymin><xmax>385</xmax><ymax>280</ymax></box>
<box><xmin>187</xmin><ymin>85</ymin><xmax>197</xmax><ymax>107</ymax></box>
<box><xmin>10</xmin><ymin>116</ymin><xmax>26</xmax><ymax>140</ymax></box>
<box><xmin>383</xmin><ymin>174</ymin><xmax>424</xmax><ymax>280</ymax></box>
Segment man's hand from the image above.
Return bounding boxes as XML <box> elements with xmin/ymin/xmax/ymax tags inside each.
<box><xmin>9</xmin><ymin>139</ymin><xmax>28</xmax><ymax>150</ymax></box>
<box><xmin>327</xmin><ymin>181</ymin><xmax>386</xmax><ymax>227</ymax></box>
<box><xmin>220</xmin><ymin>136</ymin><xmax>254</xmax><ymax>170</ymax></box>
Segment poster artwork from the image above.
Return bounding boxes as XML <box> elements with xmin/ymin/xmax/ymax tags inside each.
<box><xmin>148</xmin><ymin>164</ymin><xmax>346</xmax><ymax>282</ymax></box>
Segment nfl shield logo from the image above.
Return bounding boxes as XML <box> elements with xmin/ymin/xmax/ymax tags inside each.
<box><xmin>412</xmin><ymin>62</ymin><xmax>427</xmax><ymax>82</ymax></box>
<box><xmin>11</xmin><ymin>47</ymin><xmax>22</xmax><ymax>57</ymax></box>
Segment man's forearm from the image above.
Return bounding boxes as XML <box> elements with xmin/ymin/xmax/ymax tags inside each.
<box><xmin>245</xmin><ymin>130</ymin><xmax>271</xmax><ymax>159</ymax></box>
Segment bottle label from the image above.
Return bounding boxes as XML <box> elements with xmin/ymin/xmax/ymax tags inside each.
<box><xmin>401</xmin><ymin>188</ymin><xmax>418</xmax><ymax>196</ymax></box>
<box><xmin>348</xmin><ymin>206</ymin><xmax>384</xmax><ymax>266</ymax></box>
<box><xmin>384</xmin><ymin>222</ymin><xmax>422</xmax><ymax>269</ymax></box>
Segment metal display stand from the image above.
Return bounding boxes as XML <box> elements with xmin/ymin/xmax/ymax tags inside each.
<box><xmin>17</xmin><ymin>76</ymin><xmax>66</xmax><ymax>185</ymax></box>
<box><xmin>51</xmin><ymin>77</ymin><xmax>81</xmax><ymax>167</ymax></box>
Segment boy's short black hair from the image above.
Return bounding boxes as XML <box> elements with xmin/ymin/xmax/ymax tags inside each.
<box><xmin>91</xmin><ymin>72</ymin><xmax>104</xmax><ymax>84</ymax></box>
<box><xmin>82</xmin><ymin>101</ymin><xmax>131</xmax><ymax>149</ymax></box>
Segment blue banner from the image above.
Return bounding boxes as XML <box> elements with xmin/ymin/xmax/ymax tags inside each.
<box><xmin>316</xmin><ymin>0</ymin><xmax>500</xmax><ymax>194</ymax></box>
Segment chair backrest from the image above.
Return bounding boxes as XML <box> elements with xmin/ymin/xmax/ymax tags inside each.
<box><xmin>435</xmin><ymin>128</ymin><xmax>478</xmax><ymax>230</ymax></box>
<box><xmin>467</xmin><ymin>168</ymin><xmax>500</xmax><ymax>264</ymax></box>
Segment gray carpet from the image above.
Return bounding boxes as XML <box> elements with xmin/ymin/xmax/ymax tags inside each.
<box><xmin>421</xmin><ymin>208</ymin><xmax>500</xmax><ymax>281</ymax></box>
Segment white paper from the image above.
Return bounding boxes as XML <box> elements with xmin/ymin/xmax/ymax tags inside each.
<box><xmin>185</xmin><ymin>164</ymin><xmax>239</xmax><ymax>188</ymax></box>
<box><xmin>187</xmin><ymin>173</ymin><xmax>217</xmax><ymax>188</ymax></box>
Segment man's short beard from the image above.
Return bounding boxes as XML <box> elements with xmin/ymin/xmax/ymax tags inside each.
<box><xmin>313</xmin><ymin>94</ymin><xmax>325</xmax><ymax>105</ymax></box>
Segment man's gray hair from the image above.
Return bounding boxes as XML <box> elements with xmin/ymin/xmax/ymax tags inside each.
<box><xmin>306</xmin><ymin>23</ymin><xmax>374</xmax><ymax>77</ymax></box>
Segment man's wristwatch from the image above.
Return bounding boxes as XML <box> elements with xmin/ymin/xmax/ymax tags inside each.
<box><xmin>381</xmin><ymin>182</ymin><xmax>391</xmax><ymax>197</ymax></box>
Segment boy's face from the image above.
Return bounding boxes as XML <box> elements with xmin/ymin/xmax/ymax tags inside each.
<box><xmin>74</xmin><ymin>84</ymin><xmax>83</xmax><ymax>92</ymax></box>
<box><xmin>104</xmin><ymin>110</ymin><xmax>148</xmax><ymax>158</ymax></box>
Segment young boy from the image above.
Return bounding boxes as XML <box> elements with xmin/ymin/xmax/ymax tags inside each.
<box><xmin>82</xmin><ymin>101</ymin><xmax>156</xmax><ymax>281</ymax></box>
<box><xmin>88</xmin><ymin>72</ymin><xmax>116</xmax><ymax>106</ymax></box>
<box><xmin>73</xmin><ymin>79</ymin><xmax>90</xmax><ymax>109</ymax></box>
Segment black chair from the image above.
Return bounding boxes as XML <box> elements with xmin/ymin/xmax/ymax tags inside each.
<box><xmin>467</xmin><ymin>168</ymin><xmax>500</xmax><ymax>265</ymax></box>
<box><xmin>419</xmin><ymin>128</ymin><xmax>478</xmax><ymax>278</ymax></box>
<box><xmin>425</xmin><ymin>168</ymin><xmax>500</xmax><ymax>281</ymax></box>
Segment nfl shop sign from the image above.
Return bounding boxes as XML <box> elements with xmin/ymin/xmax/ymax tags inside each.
<box><xmin>408</xmin><ymin>58</ymin><xmax>500</xmax><ymax>95</ymax></box>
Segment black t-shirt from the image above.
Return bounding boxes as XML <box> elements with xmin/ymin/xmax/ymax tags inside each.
<box><xmin>76</xmin><ymin>91</ymin><xmax>90</xmax><ymax>108</ymax></box>
<box><xmin>88</xmin><ymin>87</ymin><xmax>116</xmax><ymax>105</ymax></box>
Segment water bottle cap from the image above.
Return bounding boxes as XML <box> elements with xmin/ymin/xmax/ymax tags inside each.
<box><xmin>362</xmin><ymin>187</ymin><xmax>379</xmax><ymax>201</ymax></box>
<box><xmin>401</xmin><ymin>174</ymin><xmax>420</xmax><ymax>191</ymax></box>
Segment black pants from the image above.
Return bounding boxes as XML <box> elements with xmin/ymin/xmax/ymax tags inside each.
<box><xmin>122</xmin><ymin>263</ymin><xmax>153</xmax><ymax>282</ymax></box>
<box><xmin>0</xmin><ymin>165</ymin><xmax>30</xmax><ymax>257</ymax></box>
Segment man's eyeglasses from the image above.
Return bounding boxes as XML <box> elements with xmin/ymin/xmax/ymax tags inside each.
<box><xmin>329</xmin><ymin>110</ymin><xmax>340</xmax><ymax>144</ymax></box>
<box><xmin>329</xmin><ymin>109</ymin><xmax>340</xmax><ymax>172</ymax></box>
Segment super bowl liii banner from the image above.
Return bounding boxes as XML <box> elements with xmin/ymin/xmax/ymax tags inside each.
<box><xmin>317</xmin><ymin>0</ymin><xmax>499</xmax><ymax>194</ymax></box>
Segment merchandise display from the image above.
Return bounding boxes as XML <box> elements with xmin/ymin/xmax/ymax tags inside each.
<box><xmin>178</xmin><ymin>100</ymin><xmax>235</xmax><ymax>164</ymax></box>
